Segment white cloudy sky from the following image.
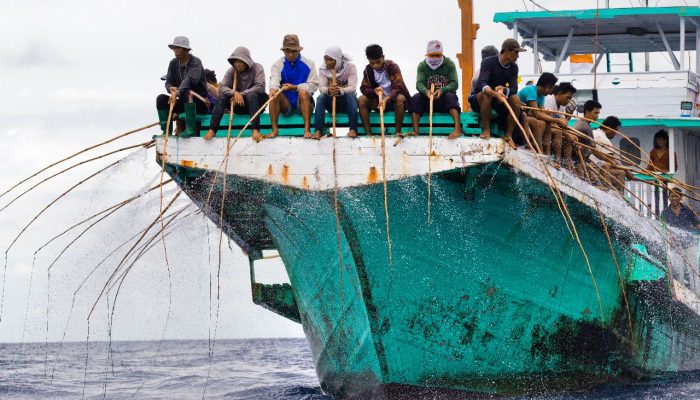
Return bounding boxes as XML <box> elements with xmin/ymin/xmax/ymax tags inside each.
<box><xmin>0</xmin><ymin>0</ymin><xmax>692</xmax><ymax>344</ymax></box>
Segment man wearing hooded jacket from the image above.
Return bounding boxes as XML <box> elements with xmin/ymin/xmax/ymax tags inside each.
<box><xmin>204</xmin><ymin>46</ymin><xmax>268</xmax><ymax>140</ymax></box>
<box><xmin>314</xmin><ymin>46</ymin><xmax>358</xmax><ymax>138</ymax></box>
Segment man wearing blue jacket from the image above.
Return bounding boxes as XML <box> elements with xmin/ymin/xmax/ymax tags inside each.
<box><xmin>264</xmin><ymin>34</ymin><xmax>319</xmax><ymax>140</ymax></box>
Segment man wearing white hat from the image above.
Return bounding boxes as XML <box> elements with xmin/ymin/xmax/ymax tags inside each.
<box><xmin>156</xmin><ymin>36</ymin><xmax>209</xmax><ymax>136</ymax></box>
<box><xmin>408</xmin><ymin>40</ymin><xmax>462</xmax><ymax>139</ymax></box>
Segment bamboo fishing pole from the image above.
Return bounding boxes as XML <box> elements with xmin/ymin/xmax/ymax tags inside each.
<box><xmin>522</xmin><ymin>104</ymin><xmax>700</xmax><ymax>194</ymax></box>
<box><xmin>332</xmin><ymin>69</ymin><xmax>337</xmax><ymax>138</ymax></box>
<box><xmin>427</xmin><ymin>83</ymin><xmax>435</xmax><ymax>225</ymax></box>
<box><xmin>379</xmin><ymin>91</ymin><xmax>394</xmax><ymax>271</ymax></box>
<box><xmin>34</xmin><ymin>179</ymin><xmax>173</xmax><ymax>255</ymax></box>
<box><xmin>88</xmin><ymin>190</ymin><xmax>182</xmax><ymax>319</ymax></box>
<box><xmin>0</xmin><ymin>122</ymin><xmax>158</xmax><ymax>200</ymax></box>
<box><xmin>204</xmin><ymin>88</ymin><xmax>287</xmax><ymax>206</ymax></box>
<box><xmin>562</xmin><ymin>124</ymin><xmax>700</xmax><ymax>202</ymax></box>
<box><xmin>499</xmin><ymin>97</ymin><xmax>605</xmax><ymax>321</ymax></box>
<box><xmin>46</xmin><ymin>184</ymin><xmax>179</xmax><ymax>272</ymax></box>
<box><xmin>5</xmin><ymin>160</ymin><xmax>122</xmax><ymax>255</ymax></box>
<box><xmin>212</xmin><ymin>70</ymin><xmax>240</xmax><ymax>298</ymax></box>
<box><xmin>157</xmin><ymin>92</ymin><xmax>178</xmax><ymax>286</ymax></box>
<box><xmin>226</xmin><ymin>71</ymin><xmax>239</xmax><ymax>141</ymax></box>
<box><xmin>0</xmin><ymin>140</ymin><xmax>153</xmax><ymax>213</ymax></box>
<box><xmin>330</xmin><ymin>67</ymin><xmax>345</xmax><ymax>311</ymax></box>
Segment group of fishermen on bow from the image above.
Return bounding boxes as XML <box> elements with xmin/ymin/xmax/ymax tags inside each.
<box><xmin>156</xmin><ymin>34</ymin><xmax>462</xmax><ymax>142</ymax></box>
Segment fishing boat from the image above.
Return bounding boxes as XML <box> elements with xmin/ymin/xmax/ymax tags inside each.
<box><xmin>154</xmin><ymin>4</ymin><xmax>700</xmax><ymax>399</ymax></box>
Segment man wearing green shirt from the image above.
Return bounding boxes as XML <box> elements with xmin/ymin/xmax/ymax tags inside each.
<box><xmin>407</xmin><ymin>40</ymin><xmax>462</xmax><ymax>139</ymax></box>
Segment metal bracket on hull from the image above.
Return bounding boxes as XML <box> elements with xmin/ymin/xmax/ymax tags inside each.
<box><xmin>248</xmin><ymin>256</ymin><xmax>301</xmax><ymax>323</ymax></box>
<box><xmin>463</xmin><ymin>165</ymin><xmax>481</xmax><ymax>200</ymax></box>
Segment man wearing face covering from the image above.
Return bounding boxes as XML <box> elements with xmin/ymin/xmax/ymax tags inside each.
<box><xmin>408</xmin><ymin>40</ymin><xmax>461</xmax><ymax>139</ymax></box>
<box><xmin>315</xmin><ymin>46</ymin><xmax>359</xmax><ymax>138</ymax></box>
<box><xmin>204</xmin><ymin>46</ymin><xmax>268</xmax><ymax>140</ymax></box>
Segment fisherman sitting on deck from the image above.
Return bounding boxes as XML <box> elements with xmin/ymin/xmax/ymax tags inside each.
<box><xmin>469</xmin><ymin>38</ymin><xmax>526</xmax><ymax>148</ymax></box>
<box><xmin>358</xmin><ymin>44</ymin><xmax>411</xmax><ymax>136</ymax></box>
<box><xmin>662</xmin><ymin>188</ymin><xmax>700</xmax><ymax>232</ymax></box>
<box><xmin>569</xmin><ymin>100</ymin><xmax>621</xmax><ymax>187</ymax></box>
<box><xmin>204</xmin><ymin>47</ymin><xmax>268</xmax><ymax>141</ymax></box>
<box><xmin>267</xmin><ymin>34</ymin><xmax>319</xmax><ymax>140</ymax></box>
<box><xmin>156</xmin><ymin>36</ymin><xmax>209</xmax><ymax>135</ymax></box>
<box><xmin>543</xmin><ymin>82</ymin><xmax>577</xmax><ymax>162</ymax></box>
<box><xmin>590</xmin><ymin>116</ymin><xmax>627</xmax><ymax>194</ymax></box>
<box><xmin>518</xmin><ymin>72</ymin><xmax>566</xmax><ymax>153</ymax></box>
<box><xmin>407</xmin><ymin>40</ymin><xmax>462</xmax><ymax>139</ymax></box>
<box><xmin>470</xmin><ymin>45</ymin><xmax>499</xmax><ymax>95</ymax></box>
<box><xmin>315</xmin><ymin>46</ymin><xmax>359</xmax><ymax>138</ymax></box>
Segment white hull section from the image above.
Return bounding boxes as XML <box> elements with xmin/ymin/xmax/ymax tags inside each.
<box><xmin>155</xmin><ymin>136</ymin><xmax>505</xmax><ymax>191</ymax></box>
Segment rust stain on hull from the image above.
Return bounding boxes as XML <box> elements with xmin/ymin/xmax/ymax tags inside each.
<box><xmin>281</xmin><ymin>164</ymin><xmax>290</xmax><ymax>184</ymax></box>
<box><xmin>302</xmin><ymin>176</ymin><xmax>310</xmax><ymax>189</ymax></box>
<box><xmin>267</xmin><ymin>164</ymin><xmax>274</xmax><ymax>177</ymax></box>
<box><xmin>368</xmin><ymin>167</ymin><xmax>378</xmax><ymax>184</ymax></box>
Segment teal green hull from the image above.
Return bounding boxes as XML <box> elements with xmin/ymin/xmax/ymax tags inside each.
<box><xmin>164</xmin><ymin>162</ymin><xmax>700</xmax><ymax>398</ymax></box>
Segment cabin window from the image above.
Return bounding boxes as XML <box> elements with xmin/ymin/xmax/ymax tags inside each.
<box><xmin>619</xmin><ymin>137</ymin><xmax>641</xmax><ymax>166</ymax></box>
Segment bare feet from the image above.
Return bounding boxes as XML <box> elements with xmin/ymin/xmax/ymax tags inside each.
<box><xmin>504</xmin><ymin>136</ymin><xmax>517</xmax><ymax>150</ymax></box>
<box><xmin>303</xmin><ymin>131</ymin><xmax>312</xmax><ymax>139</ymax></box>
<box><xmin>203</xmin><ymin>129</ymin><xmax>216</xmax><ymax>140</ymax></box>
<box><xmin>447</xmin><ymin>130</ymin><xmax>462</xmax><ymax>140</ymax></box>
<box><xmin>479</xmin><ymin>129</ymin><xmax>491</xmax><ymax>140</ymax></box>
<box><xmin>311</xmin><ymin>132</ymin><xmax>322</xmax><ymax>140</ymax></box>
<box><xmin>265</xmin><ymin>131</ymin><xmax>279</xmax><ymax>141</ymax></box>
<box><xmin>347</xmin><ymin>130</ymin><xmax>358</xmax><ymax>138</ymax></box>
<box><xmin>252</xmin><ymin>130</ymin><xmax>264</xmax><ymax>142</ymax></box>
<box><xmin>174</xmin><ymin>120</ymin><xmax>186</xmax><ymax>135</ymax></box>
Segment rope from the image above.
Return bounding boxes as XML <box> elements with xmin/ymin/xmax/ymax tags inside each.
<box><xmin>0</xmin><ymin>122</ymin><xmax>158</xmax><ymax>200</ymax></box>
<box><xmin>4</xmin><ymin>160</ymin><xmax>121</xmax><ymax>255</ymax></box>
<box><xmin>379</xmin><ymin>92</ymin><xmax>394</xmax><ymax>271</ymax></box>
<box><xmin>88</xmin><ymin>190</ymin><xmax>182</xmax><ymax>319</ymax></box>
<box><xmin>331</xmin><ymin>68</ymin><xmax>345</xmax><ymax>312</ymax></box>
<box><xmin>522</xmin><ymin>105</ymin><xmax>700</xmax><ymax>196</ymax></box>
<box><xmin>203</xmin><ymin>89</ymin><xmax>286</xmax><ymax>207</ymax></box>
<box><xmin>427</xmin><ymin>83</ymin><xmax>435</xmax><ymax>225</ymax></box>
<box><xmin>0</xmin><ymin>140</ymin><xmax>153</xmax><ymax>213</ymax></box>
<box><xmin>500</xmin><ymin>98</ymin><xmax>605</xmax><ymax>323</ymax></box>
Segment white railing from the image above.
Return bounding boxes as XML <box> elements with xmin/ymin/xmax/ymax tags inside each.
<box><xmin>624</xmin><ymin>173</ymin><xmax>673</xmax><ymax>220</ymax></box>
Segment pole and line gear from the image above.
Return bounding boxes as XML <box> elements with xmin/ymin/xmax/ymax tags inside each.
<box><xmin>378</xmin><ymin>92</ymin><xmax>394</xmax><ymax>271</ymax></box>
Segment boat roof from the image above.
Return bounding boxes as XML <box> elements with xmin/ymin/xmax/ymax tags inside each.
<box><xmin>618</xmin><ymin>117</ymin><xmax>700</xmax><ymax>129</ymax></box>
<box><xmin>493</xmin><ymin>7</ymin><xmax>700</xmax><ymax>61</ymax></box>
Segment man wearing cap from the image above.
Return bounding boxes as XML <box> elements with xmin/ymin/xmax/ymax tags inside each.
<box><xmin>265</xmin><ymin>34</ymin><xmax>319</xmax><ymax>140</ymax></box>
<box><xmin>407</xmin><ymin>40</ymin><xmax>461</xmax><ymax>139</ymax></box>
<box><xmin>315</xmin><ymin>46</ymin><xmax>359</xmax><ymax>138</ymax></box>
<box><xmin>156</xmin><ymin>36</ymin><xmax>209</xmax><ymax>135</ymax></box>
<box><xmin>204</xmin><ymin>47</ymin><xmax>268</xmax><ymax>141</ymax></box>
<box><xmin>470</xmin><ymin>38</ymin><xmax>526</xmax><ymax>148</ymax></box>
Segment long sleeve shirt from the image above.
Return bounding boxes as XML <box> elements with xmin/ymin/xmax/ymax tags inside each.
<box><xmin>360</xmin><ymin>60</ymin><xmax>411</xmax><ymax>101</ymax></box>
<box><xmin>219</xmin><ymin>63</ymin><xmax>266</xmax><ymax>97</ymax></box>
<box><xmin>318</xmin><ymin>63</ymin><xmax>358</xmax><ymax>95</ymax></box>
<box><xmin>416</xmin><ymin>57</ymin><xmax>459</xmax><ymax>96</ymax></box>
<box><xmin>475</xmin><ymin>55</ymin><xmax>519</xmax><ymax>97</ymax></box>
<box><xmin>269</xmin><ymin>54</ymin><xmax>319</xmax><ymax>107</ymax></box>
<box><xmin>164</xmin><ymin>55</ymin><xmax>208</xmax><ymax>99</ymax></box>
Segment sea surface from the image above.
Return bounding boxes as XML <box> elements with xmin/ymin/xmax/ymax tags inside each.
<box><xmin>1</xmin><ymin>338</ymin><xmax>700</xmax><ymax>399</ymax></box>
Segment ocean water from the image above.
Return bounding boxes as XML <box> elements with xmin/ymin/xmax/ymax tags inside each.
<box><xmin>1</xmin><ymin>338</ymin><xmax>700</xmax><ymax>399</ymax></box>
